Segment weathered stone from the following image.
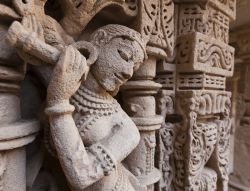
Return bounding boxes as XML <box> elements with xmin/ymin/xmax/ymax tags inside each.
<box><xmin>0</xmin><ymin>0</ymin><xmax>242</xmax><ymax>190</ymax></box>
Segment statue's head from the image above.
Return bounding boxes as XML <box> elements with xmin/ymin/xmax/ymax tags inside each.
<box><xmin>90</xmin><ymin>24</ymin><xmax>146</xmax><ymax>95</ymax></box>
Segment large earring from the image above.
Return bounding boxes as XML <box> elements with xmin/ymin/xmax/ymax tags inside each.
<box><xmin>91</xmin><ymin>29</ymin><xmax>108</xmax><ymax>46</ymax></box>
<box><xmin>72</xmin><ymin>41</ymin><xmax>98</xmax><ymax>67</ymax></box>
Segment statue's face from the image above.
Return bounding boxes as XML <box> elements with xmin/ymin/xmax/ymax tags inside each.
<box><xmin>91</xmin><ymin>37</ymin><xmax>144</xmax><ymax>95</ymax></box>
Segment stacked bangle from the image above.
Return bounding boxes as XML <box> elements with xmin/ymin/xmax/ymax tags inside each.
<box><xmin>45</xmin><ymin>102</ymin><xmax>75</xmax><ymax>116</ymax></box>
<box><xmin>88</xmin><ymin>143</ymin><xmax>117</xmax><ymax>176</ymax></box>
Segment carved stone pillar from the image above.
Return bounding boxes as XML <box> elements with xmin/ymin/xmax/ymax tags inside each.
<box><xmin>174</xmin><ymin>0</ymin><xmax>236</xmax><ymax>190</ymax></box>
<box><xmin>155</xmin><ymin>59</ymin><xmax>177</xmax><ymax>191</ymax></box>
<box><xmin>122</xmin><ymin>0</ymin><xmax>175</xmax><ymax>190</ymax></box>
<box><xmin>0</xmin><ymin>24</ymin><xmax>40</xmax><ymax>191</ymax></box>
<box><xmin>122</xmin><ymin>55</ymin><xmax>163</xmax><ymax>191</ymax></box>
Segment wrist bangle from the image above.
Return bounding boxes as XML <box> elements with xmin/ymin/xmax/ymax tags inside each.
<box><xmin>88</xmin><ymin>143</ymin><xmax>117</xmax><ymax>176</ymax></box>
<box><xmin>45</xmin><ymin>102</ymin><xmax>75</xmax><ymax>116</ymax></box>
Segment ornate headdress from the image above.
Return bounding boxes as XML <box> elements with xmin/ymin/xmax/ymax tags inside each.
<box><xmin>90</xmin><ymin>24</ymin><xmax>147</xmax><ymax>59</ymax></box>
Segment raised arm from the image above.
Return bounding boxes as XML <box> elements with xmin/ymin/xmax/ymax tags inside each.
<box><xmin>45</xmin><ymin>46</ymin><xmax>115</xmax><ymax>190</ymax></box>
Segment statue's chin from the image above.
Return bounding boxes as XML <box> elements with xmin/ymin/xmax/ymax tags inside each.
<box><xmin>108</xmin><ymin>89</ymin><xmax>118</xmax><ymax>97</ymax></box>
<box><xmin>107</xmin><ymin>87</ymin><xmax>120</xmax><ymax>97</ymax></box>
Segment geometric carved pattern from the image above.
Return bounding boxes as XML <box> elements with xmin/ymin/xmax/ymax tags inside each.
<box><xmin>178</xmin><ymin>4</ymin><xmax>230</xmax><ymax>43</ymax></box>
<box><xmin>178</xmin><ymin>73</ymin><xmax>226</xmax><ymax>90</ymax></box>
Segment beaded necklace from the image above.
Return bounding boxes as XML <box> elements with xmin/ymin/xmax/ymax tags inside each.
<box><xmin>70</xmin><ymin>84</ymin><xmax>120</xmax><ymax>133</ymax></box>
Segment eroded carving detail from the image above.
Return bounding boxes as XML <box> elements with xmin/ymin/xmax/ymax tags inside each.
<box><xmin>0</xmin><ymin>0</ymin><xmax>237</xmax><ymax>190</ymax></box>
<box><xmin>174</xmin><ymin>91</ymin><xmax>232</xmax><ymax>191</ymax></box>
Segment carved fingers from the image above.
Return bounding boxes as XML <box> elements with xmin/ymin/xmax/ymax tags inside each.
<box><xmin>56</xmin><ymin>45</ymin><xmax>87</xmax><ymax>82</ymax></box>
<box><xmin>10</xmin><ymin>15</ymin><xmax>46</xmax><ymax>65</ymax></box>
<box><xmin>22</xmin><ymin>15</ymin><xmax>44</xmax><ymax>41</ymax></box>
<box><xmin>47</xmin><ymin>46</ymin><xmax>89</xmax><ymax>105</ymax></box>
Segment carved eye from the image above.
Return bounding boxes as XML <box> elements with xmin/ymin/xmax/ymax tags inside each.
<box><xmin>118</xmin><ymin>49</ymin><xmax>132</xmax><ymax>62</ymax></box>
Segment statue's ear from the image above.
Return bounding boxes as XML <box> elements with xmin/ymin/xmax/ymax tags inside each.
<box><xmin>91</xmin><ymin>29</ymin><xmax>108</xmax><ymax>46</ymax></box>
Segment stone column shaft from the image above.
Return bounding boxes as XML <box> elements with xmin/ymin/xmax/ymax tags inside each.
<box><xmin>173</xmin><ymin>0</ymin><xmax>236</xmax><ymax>190</ymax></box>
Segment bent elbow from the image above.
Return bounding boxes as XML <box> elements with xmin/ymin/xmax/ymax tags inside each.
<box><xmin>61</xmin><ymin>158</ymin><xmax>103</xmax><ymax>191</ymax></box>
<box><xmin>69</xmin><ymin>179</ymin><xmax>87</xmax><ymax>191</ymax></box>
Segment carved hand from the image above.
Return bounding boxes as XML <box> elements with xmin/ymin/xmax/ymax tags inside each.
<box><xmin>17</xmin><ymin>15</ymin><xmax>46</xmax><ymax>65</ymax></box>
<box><xmin>47</xmin><ymin>46</ymin><xmax>88</xmax><ymax>106</ymax></box>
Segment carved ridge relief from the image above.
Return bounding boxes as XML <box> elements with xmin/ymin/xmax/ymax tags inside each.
<box><xmin>178</xmin><ymin>4</ymin><xmax>230</xmax><ymax>43</ymax></box>
<box><xmin>178</xmin><ymin>73</ymin><xmax>226</xmax><ymax>90</ymax></box>
<box><xmin>174</xmin><ymin>90</ymin><xmax>232</xmax><ymax>191</ymax></box>
<box><xmin>176</xmin><ymin>32</ymin><xmax>234</xmax><ymax>76</ymax></box>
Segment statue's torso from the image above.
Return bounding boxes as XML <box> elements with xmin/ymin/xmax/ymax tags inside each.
<box><xmin>70</xmin><ymin>86</ymin><xmax>138</xmax><ymax>191</ymax></box>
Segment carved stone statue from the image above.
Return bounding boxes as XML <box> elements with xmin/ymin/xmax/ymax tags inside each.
<box><xmin>7</xmin><ymin>12</ymin><xmax>147</xmax><ymax>189</ymax></box>
<box><xmin>45</xmin><ymin>24</ymin><xmax>147</xmax><ymax>191</ymax></box>
<box><xmin>0</xmin><ymin>0</ymin><xmax>238</xmax><ymax>190</ymax></box>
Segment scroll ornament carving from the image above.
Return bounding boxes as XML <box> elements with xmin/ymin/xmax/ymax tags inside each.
<box><xmin>176</xmin><ymin>32</ymin><xmax>234</xmax><ymax>76</ymax></box>
<box><xmin>198</xmin><ymin>40</ymin><xmax>233</xmax><ymax>71</ymax></box>
<box><xmin>134</xmin><ymin>0</ymin><xmax>175</xmax><ymax>57</ymax></box>
<box><xmin>157</xmin><ymin>122</ymin><xmax>177</xmax><ymax>191</ymax></box>
<box><xmin>174</xmin><ymin>91</ymin><xmax>232</xmax><ymax>190</ymax></box>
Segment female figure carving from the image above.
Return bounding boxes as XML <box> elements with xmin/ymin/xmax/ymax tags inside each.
<box><xmin>45</xmin><ymin>24</ymin><xmax>146</xmax><ymax>191</ymax></box>
<box><xmin>6</xmin><ymin>1</ymin><xmax>147</xmax><ymax>189</ymax></box>
<box><xmin>24</xmin><ymin>24</ymin><xmax>146</xmax><ymax>190</ymax></box>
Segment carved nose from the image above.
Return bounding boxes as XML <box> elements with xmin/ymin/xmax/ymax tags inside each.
<box><xmin>122</xmin><ymin>72</ymin><xmax>132</xmax><ymax>80</ymax></box>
